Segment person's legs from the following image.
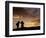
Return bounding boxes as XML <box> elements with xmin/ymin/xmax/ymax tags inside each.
<box><xmin>21</xmin><ymin>21</ymin><xmax>24</xmax><ymax>28</ymax></box>
<box><xmin>16</xmin><ymin>23</ymin><xmax>19</xmax><ymax>29</ymax></box>
<box><xmin>17</xmin><ymin>26</ymin><xmax>18</xmax><ymax>29</ymax></box>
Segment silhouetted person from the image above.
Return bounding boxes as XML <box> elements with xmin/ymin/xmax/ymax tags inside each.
<box><xmin>21</xmin><ymin>21</ymin><xmax>24</xmax><ymax>28</ymax></box>
<box><xmin>16</xmin><ymin>21</ymin><xmax>20</xmax><ymax>29</ymax></box>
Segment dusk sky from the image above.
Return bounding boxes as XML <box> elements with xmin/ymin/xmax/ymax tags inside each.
<box><xmin>13</xmin><ymin>7</ymin><xmax>40</xmax><ymax>29</ymax></box>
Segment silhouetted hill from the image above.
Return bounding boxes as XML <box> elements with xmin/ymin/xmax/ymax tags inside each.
<box><xmin>13</xmin><ymin>26</ymin><xmax>40</xmax><ymax>31</ymax></box>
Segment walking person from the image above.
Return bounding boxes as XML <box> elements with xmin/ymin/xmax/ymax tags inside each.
<box><xmin>21</xmin><ymin>21</ymin><xmax>24</xmax><ymax>28</ymax></box>
<box><xmin>16</xmin><ymin>21</ymin><xmax>20</xmax><ymax>29</ymax></box>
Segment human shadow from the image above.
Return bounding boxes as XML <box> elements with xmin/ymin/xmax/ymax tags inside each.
<box><xmin>16</xmin><ymin>21</ymin><xmax>24</xmax><ymax>29</ymax></box>
<box><xmin>16</xmin><ymin>21</ymin><xmax>20</xmax><ymax>29</ymax></box>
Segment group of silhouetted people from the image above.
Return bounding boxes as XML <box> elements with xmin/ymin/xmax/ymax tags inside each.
<box><xmin>16</xmin><ymin>21</ymin><xmax>24</xmax><ymax>29</ymax></box>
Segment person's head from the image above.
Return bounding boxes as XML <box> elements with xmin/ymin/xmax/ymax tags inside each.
<box><xmin>18</xmin><ymin>21</ymin><xmax>20</xmax><ymax>23</ymax></box>
<box><xmin>21</xmin><ymin>21</ymin><xmax>24</xmax><ymax>23</ymax></box>
<box><xmin>21</xmin><ymin>21</ymin><xmax>23</xmax><ymax>22</ymax></box>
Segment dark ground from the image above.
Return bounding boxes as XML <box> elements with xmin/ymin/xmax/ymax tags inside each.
<box><xmin>13</xmin><ymin>26</ymin><xmax>40</xmax><ymax>31</ymax></box>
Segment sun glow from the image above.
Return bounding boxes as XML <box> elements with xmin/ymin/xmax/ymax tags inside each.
<box><xmin>13</xmin><ymin>16</ymin><xmax>24</xmax><ymax>19</ymax></box>
<box><xmin>24</xmin><ymin>19</ymin><xmax>40</xmax><ymax>27</ymax></box>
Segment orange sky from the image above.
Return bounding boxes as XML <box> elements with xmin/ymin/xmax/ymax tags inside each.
<box><xmin>13</xmin><ymin>7</ymin><xmax>40</xmax><ymax>29</ymax></box>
